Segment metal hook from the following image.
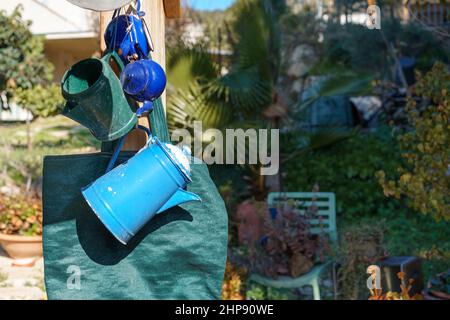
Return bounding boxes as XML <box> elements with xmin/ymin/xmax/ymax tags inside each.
<box><xmin>127</xmin><ymin>0</ymin><xmax>154</xmax><ymax>53</ymax></box>
<box><xmin>141</xmin><ymin>17</ymin><xmax>155</xmax><ymax>52</ymax></box>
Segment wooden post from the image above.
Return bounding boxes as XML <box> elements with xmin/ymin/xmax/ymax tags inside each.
<box><xmin>100</xmin><ymin>0</ymin><xmax>180</xmax><ymax>151</ymax></box>
<box><xmin>163</xmin><ymin>0</ymin><xmax>182</xmax><ymax>18</ymax></box>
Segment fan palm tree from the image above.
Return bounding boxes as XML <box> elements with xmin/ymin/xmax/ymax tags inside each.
<box><xmin>167</xmin><ymin>0</ymin><xmax>282</xmax><ymax>133</ymax></box>
<box><xmin>167</xmin><ymin>0</ymin><xmax>372</xmax><ymax>136</ymax></box>
<box><xmin>166</xmin><ymin>0</ymin><xmax>374</xmax><ymax>196</ymax></box>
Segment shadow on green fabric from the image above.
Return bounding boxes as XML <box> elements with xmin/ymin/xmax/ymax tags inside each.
<box><xmin>76</xmin><ymin>205</ymin><xmax>193</xmax><ymax>265</ymax></box>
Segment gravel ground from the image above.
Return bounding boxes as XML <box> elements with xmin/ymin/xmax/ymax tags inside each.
<box><xmin>0</xmin><ymin>248</ymin><xmax>46</xmax><ymax>300</ymax></box>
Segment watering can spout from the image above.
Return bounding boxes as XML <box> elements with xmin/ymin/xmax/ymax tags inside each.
<box><xmin>157</xmin><ymin>189</ymin><xmax>201</xmax><ymax>214</ymax></box>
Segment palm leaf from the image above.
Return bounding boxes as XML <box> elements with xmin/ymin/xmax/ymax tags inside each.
<box><xmin>204</xmin><ymin>67</ymin><xmax>272</xmax><ymax>113</ymax></box>
<box><xmin>167</xmin><ymin>0</ymin><xmax>279</xmax><ymax>133</ymax></box>
<box><xmin>167</xmin><ymin>82</ymin><xmax>232</xmax><ymax>132</ymax></box>
<box><xmin>167</xmin><ymin>47</ymin><xmax>219</xmax><ymax>91</ymax></box>
<box><xmin>230</xmin><ymin>0</ymin><xmax>280</xmax><ymax>81</ymax></box>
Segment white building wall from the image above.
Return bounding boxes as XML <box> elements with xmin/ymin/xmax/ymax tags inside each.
<box><xmin>0</xmin><ymin>0</ymin><xmax>97</xmax><ymax>38</ymax></box>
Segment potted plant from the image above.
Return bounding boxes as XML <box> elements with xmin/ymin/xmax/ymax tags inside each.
<box><xmin>236</xmin><ymin>200</ymin><xmax>331</xmax><ymax>279</ymax></box>
<box><xmin>0</xmin><ymin>194</ymin><xmax>43</xmax><ymax>259</ymax></box>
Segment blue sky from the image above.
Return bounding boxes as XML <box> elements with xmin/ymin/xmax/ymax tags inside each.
<box><xmin>189</xmin><ymin>0</ymin><xmax>236</xmax><ymax>11</ymax></box>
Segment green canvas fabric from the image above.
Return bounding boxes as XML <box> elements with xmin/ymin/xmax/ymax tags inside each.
<box><xmin>43</xmin><ymin>98</ymin><xmax>228</xmax><ymax>299</ymax></box>
<box><xmin>43</xmin><ymin>153</ymin><xmax>228</xmax><ymax>299</ymax></box>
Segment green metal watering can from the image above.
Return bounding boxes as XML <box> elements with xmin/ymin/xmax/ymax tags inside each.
<box><xmin>61</xmin><ymin>51</ymin><xmax>137</xmax><ymax>142</ymax></box>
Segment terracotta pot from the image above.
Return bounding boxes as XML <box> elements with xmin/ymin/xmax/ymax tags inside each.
<box><xmin>0</xmin><ymin>233</ymin><xmax>43</xmax><ymax>259</ymax></box>
<box><xmin>422</xmin><ymin>289</ymin><xmax>441</xmax><ymax>300</ymax></box>
<box><xmin>430</xmin><ymin>290</ymin><xmax>450</xmax><ymax>300</ymax></box>
<box><xmin>424</xmin><ymin>271</ymin><xmax>450</xmax><ymax>300</ymax></box>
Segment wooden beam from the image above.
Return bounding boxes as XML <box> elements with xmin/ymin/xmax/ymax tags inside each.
<box><xmin>99</xmin><ymin>11</ymin><xmax>114</xmax><ymax>51</ymax></box>
<box><xmin>99</xmin><ymin>0</ymin><xmax>166</xmax><ymax>151</ymax></box>
<box><xmin>163</xmin><ymin>0</ymin><xmax>182</xmax><ymax>18</ymax></box>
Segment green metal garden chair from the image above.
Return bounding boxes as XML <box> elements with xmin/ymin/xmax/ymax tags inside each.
<box><xmin>250</xmin><ymin>192</ymin><xmax>338</xmax><ymax>300</ymax></box>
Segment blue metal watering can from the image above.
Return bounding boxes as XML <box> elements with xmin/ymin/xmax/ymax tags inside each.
<box><xmin>82</xmin><ymin>128</ymin><xmax>201</xmax><ymax>245</ymax></box>
<box><xmin>120</xmin><ymin>59</ymin><xmax>167</xmax><ymax>115</ymax></box>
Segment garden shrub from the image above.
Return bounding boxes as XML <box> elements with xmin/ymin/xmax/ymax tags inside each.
<box><xmin>246</xmin><ymin>283</ymin><xmax>292</xmax><ymax>300</ymax></box>
<box><xmin>335</xmin><ymin>211</ymin><xmax>449</xmax><ymax>299</ymax></box>
<box><xmin>283</xmin><ymin>127</ymin><xmax>407</xmax><ymax>221</ymax></box>
<box><xmin>0</xmin><ymin>5</ymin><xmax>57</xmax><ymax>118</ymax></box>
<box><xmin>14</xmin><ymin>84</ymin><xmax>64</xmax><ymax>118</ymax></box>
<box><xmin>0</xmin><ymin>194</ymin><xmax>42</xmax><ymax>236</ymax></box>
<box><xmin>377</xmin><ymin>63</ymin><xmax>450</xmax><ymax>221</ymax></box>
<box><xmin>221</xmin><ymin>261</ymin><xmax>247</xmax><ymax>300</ymax></box>
<box><xmin>321</xmin><ymin>19</ymin><xmax>448</xmax><ymax>75</ymax></box>
<box><xmin>0</xmin><ymin>117</ymin><xmax>99</xmax><ymax>191</ymax></box>
<box><xmin>337</xmin><ymin>218</ymin><xmax>386</xmax><ymax>300</ymax></box>
<box><xmin>382</xmin><ymin>210</ymin><xmax>450</xmax><ymax>280</ymax></box>
<box><xmin>0</xmin><ymin>6</ymin><xmax>53</xmax><ymax>91</ymax></box>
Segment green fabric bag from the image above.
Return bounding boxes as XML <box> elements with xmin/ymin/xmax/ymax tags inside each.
<box><xmin>43</xmin><ymin>98</ymin><xmax>228</xmax><ymax>299</ymax></box>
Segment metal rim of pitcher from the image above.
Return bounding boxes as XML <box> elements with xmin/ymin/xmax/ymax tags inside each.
<box><xmin>149</xmin><ymin>136</ymin><xmax>193</xmax><ymax>184</ymax></box>
<box><xmin>61</xmin><ymin>59</ymin><xmax>106</xmax><ymax>101</ymax></box>
<box><xmin>62</xmin><ymin>52</ymin><xmax>123</xmax><ymax>101</ymax></box>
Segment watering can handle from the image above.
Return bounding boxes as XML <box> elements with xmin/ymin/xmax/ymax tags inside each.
<box><xmin>105</xmin><ymin>125</ymin><xmax>152</xmax><ymax>173</ymax></box>
<box><xmin>102</xmin><ymin>50</ymin><xmax>125</xmax><ymax>73</ymax></box>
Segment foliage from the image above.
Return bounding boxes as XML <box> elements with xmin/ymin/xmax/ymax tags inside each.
<box><xmin>229</xmin><ymin>0</ymin><xmax>281</xmax><ymax>81</ymax></box>
<box><xmin>338</xmin><ymin>213</ymin><xmax>447</xmax><ymax>300</ymax></box>
<box><xmin>0</xmin><ymin>147</ymin><xmax>42</xmax><ymax>188</ymax></box>
<box><xmin>283</xmin><ymin>127</ymin><xmax>406</xmax><ymax>220</ymax></box>
<box><xmin>337</xmin><ymin>218</ymin><xmax>387</xmax><ymax>300</ymax></box>
<box><xmin>0</xmin><ymin>271</ymin><xmax>7</xmax><ymax>284</ymax></box>
<box><xmin>194</xmin><ymin>9</ymin><xmax>231</xmax><ymax>50</ymax></box>
<box><xmin>246</xmin><ymin>282</ymin><xmax>292</xmax><ymax>300</ymax></box>
<box><xmin>167</xmin><ymin>47</ymin><xmax>219</xmax><ymax>91</ymax></box>
<box><xmin>260</xmin><ymin>204</ymin><xmax>330</xmax><ymax>278</ymax></box>
<box><xmin>377</xmin><ymin>63</ymin><xmax>450</xmax><ymax>221</ymax></box>
<box><xmin>382</xmin><ymin>210</ymin><xmax>449</xmax><ymax>280</ymax></box>
<box><xmin>221</xmin><ymin>261</ymin><xmax>247</xmax><ymax>300</ymax></box>
<box><xmin>0</xmin><ymin>194</ymin><xmax>42</xmax><ymax>236</ymax></box>
<box><xmin>236</xmin><ymin>199</ymin><xmax>266</xmax><ymax>250</ymax></box>
<box><xmin>167</xmin><ymin>0</ymin><xmax>280</xmax><ymax>132</ymax></box>
<box><xmin>321</xmin><ymin>19</ymin><xmax>448</xmax><ymax>77</ymax></box>
<box><xmin>237</xmin><ymin>201</ymin><xmax>331</xmax><ymax>279</ymax></box>
<box><xmin>0</xmin><ymin>6</ymin><xmax>54</xmax><ymax>110</ymax></box>
<box><xmin>282</xmin><ymin>117</ymin><xmax>447</xmax><ymax>295</ymax></box>
<box><xmin>0</xmin><ymin>116</ymin><xmax>99</xmax><ymax>191</ymax></box>
<box><xmin>280</xmin><ymin>8</ymin><xmax>322</xmax><ymax>50</ymax></box>
<box><xmin>167</xmin><ymin>49</ymin><xmax>272</xmax><ymax>130</ymax></box>
<box><xmin>14</xmin><ymin>84</ymin><xmax>64</xmax><ymax>118</ymax></box>
<box><xmin>281</xmin><ymin>124</ymin><xmax>448</xmax><ymax>292</ymax></box>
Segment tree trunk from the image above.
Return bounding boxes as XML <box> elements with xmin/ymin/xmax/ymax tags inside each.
<box><xmin>26</xmin><ymin>117</ymin><xmax>32</xmax><ymax>151</ymax></box>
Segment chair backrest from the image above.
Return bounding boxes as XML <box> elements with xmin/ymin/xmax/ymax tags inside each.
<box><xmin>268</xmin><ymin>192</ymin><xmax>337</xmax><ymax>243</ymax></box>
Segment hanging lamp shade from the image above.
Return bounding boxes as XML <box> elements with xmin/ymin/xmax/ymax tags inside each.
<box><xmin>66</xmin><ymin>0</ymin><xmax>133</xmax><ymax>11</ymax></box>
